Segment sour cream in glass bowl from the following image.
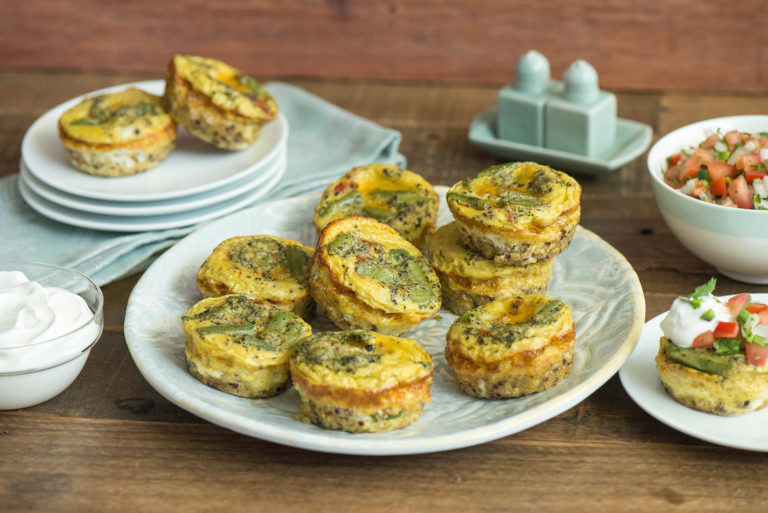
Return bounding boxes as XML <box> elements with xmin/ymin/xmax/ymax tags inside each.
<box><xmin>0</xmin><ymin>262</ymin><xmax>103</xmax><ymax>409</ymax></box>
<box><xmin>647</xmin><ymin>115</ymin><xmax>768</xmax><ymax>284</ymax></box>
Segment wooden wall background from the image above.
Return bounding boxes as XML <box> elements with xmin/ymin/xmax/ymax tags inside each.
<box><xmin>3</xmin><ymin>0</ymin><xmax>768</xmax><ymax>93</ymax></box>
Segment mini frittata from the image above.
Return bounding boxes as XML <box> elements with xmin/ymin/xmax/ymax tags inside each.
<box><xmin>313</xmin><ymin>164</ymin><xmax>439</xmax><ymax>248</ymax></box>
<box><xmin>163</xmin><ymin>55</ymin><xmax>279</xmax><ymax>150</ymax></box>
<box><xmin>655</xmin><ymin>280</ymin><xmax>768</xmax><ymax>416</ymax></box>
<box><xmin>182</xmin><ymin>294</ymin><xmax>312</xmax><ymax>398</ymax></box>
<box><xmin>656</xmin><ymin>338</ymin><xmax>768</xmax><ymax>416</ymax></box>
<box><xmin>446</xmin><ymin>162</ymin><xmax>581</xmax><ymax>265</ymax></box>
<box><xmin>289</xmin><ymin>330</ymin><xmax>434</xmax><ymax>432</ymax></box>
<box><xmin>428</xmin><ymin>222</ymin><xmax>553</xmax><ymax>315</ymax></box>
<box><xmin>445</xmin><ymin>295</ymin><xmax>575</xmax><ymax>398</ymax></box>
<box><xmin>196</xmin><ymin>235</ymin><xmax>315</xmax><ymax>320</ymax></box>
<box><xmin>310</xmin><ymin>216</ymin><xmax>442</xmax><ymax>335</ymax></box>
<box><xmin>58</xmin><ymin>88</ymin><xmax>176</xmax><ymax>177</ymax></box>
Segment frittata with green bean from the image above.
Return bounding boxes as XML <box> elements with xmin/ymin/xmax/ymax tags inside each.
<box><xmin>313</xmin><ymin>164</ymin><xmax>438</xmax><ymax>248</ymax></box>
<box><xmin>196</xmin><ymin>235</ymin><xmax>315</xmax><ymax>320</ymax></box>
<box><xmin>182</xmin><ymin>294</ymin><xmax>312</xmax><ymax>398</ymax></box>
<box><xmin>310</xmin><ymin>216</ymin><xmax>441</xmax><ymax>335</ymax></box>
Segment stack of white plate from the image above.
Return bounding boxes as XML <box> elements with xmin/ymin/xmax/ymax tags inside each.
<box><xmin>17</xmin><ymin>80</ymin><xmax>288</xmax><ymax>232</ymax></box>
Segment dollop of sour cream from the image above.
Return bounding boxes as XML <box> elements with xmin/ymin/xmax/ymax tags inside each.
<box><xmin>660</xmin><ymin>294</ymin><xmax>731</xmax><ymax>348</ymax></box>
<box><xmin>0</xmin><ymin>271</ymin><xmax>97</xmax><ymax>372</ymax></box>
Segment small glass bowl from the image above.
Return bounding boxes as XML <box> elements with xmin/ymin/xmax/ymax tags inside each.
<box><xmin>0</xmin><ymin>262</ymin><xmax>104</xmax><ymax>409</ymax></box>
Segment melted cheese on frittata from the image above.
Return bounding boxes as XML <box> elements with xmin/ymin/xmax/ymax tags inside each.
<box><xmin>448</xmin><ymin>295</ymin><xmax>573</xmax><ymax>363</ymax></box>
<box><xmin>290</xmin><ymin>331</ymin><xmax>433</xmax><ymax>389</ymax></box>
<box><xmin>173</xmin><ymin>55</ymin><xmax>278</xmax><ymax>120</ymax></box>
<box><xmin>313</xmin><ymin>164</ymin><xmax>438</xmax><ymax>242</ymax></box>
<box><xmin>182</xmin><ymin>295</ymin><xmax>312</xmax><ymax>369</ymax></box>
<box><xmin>197</xmin><ymin>235</ymin><xmax>313</xmax><ymax>303</ymax></box>
<box><xmin>319</xmin><ymin>217</ymin><xmax>441</xmax><ymax>314</ymax></box>
<box><xmin>447</xmin><ymin>162</ymin><xmax>581</xmax><ymax>229</ymax></box>
<box><xmin>428</xmin><ymin>222</ymin><xmax>548</xmax><ymax>280</ymax></box>
<box><xmin>59</xmin><ymin>88</ymin><xmax>172</xmax><ymax>144</ymax></box>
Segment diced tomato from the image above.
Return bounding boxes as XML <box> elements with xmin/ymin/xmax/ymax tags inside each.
<box><xmin>679</xmin><ymin>167</ymin><xmax>698</xmax><ymax>181</ymax></box>
<box><xmin>682</xmin><ymin>148</ymin><xmax>715</xmax><ymax>178</ymax></box>
<box><xmin>745</xmin><ymin>343</ymin><xmax>768</xmax><ymax>366</ymax></box>
<box><xmin>333</xmin><ymin>180</ymin><xmax>357</xmax><ymax>194</ymax></box>
<box><xmin>728</xmin><ymin>175</ymin><xmax>754</xmax><ymax>209</ymax></box>
<box><xmin>706</xmin><ymin>160</ymin><xmax>737</xmax><ymax>181</ymax></box>
<box><xmin>666</xmin><ymin>153</ymin><xmax>683</xmax><ymax>167</ymax></box>
<box><xmin>735</xmin><ymin>152</ymin><xmax>762</xmax><ymax>172</ymax></box>
<box><xmin>709</xmin><ymin>176</ymin><xmax>727</xmax><ymax>196</ymax></box>
<box><xmin>700</xmin><ymin>134</ymin><xmax>721</xmax><ymax>150</ymax></box>
<box><xmin>745</xmin><ymin>171</ymin><xmax>766</xmax><ymax>185</ymax></box>
<box><xmin>747</xmin><ymin>302</ymin><xmax>768</xmax><ymax>323</ymax></box>
<box><xmin>664</xmin><ymin>167</ymin><xmax>684</xmax><ymax>187</ymax></box>
<box><xmin>713</xmin><ymin>321</ymin><xmax>741</xmax><ymax>338</ymax></box>
<box><xmin>727</xmin><ymin>293</ymin><xmax>751</xmax><ymax>314</ymax></box>
<box><xmin>692</xmin><ymin>330</ymin><xmax>715</xmax><ymax>348</ymax></box>
<box><xmin>725</xmin><ymin>130</ymin><xmax>742</xmax><ymax>150</ymax></box>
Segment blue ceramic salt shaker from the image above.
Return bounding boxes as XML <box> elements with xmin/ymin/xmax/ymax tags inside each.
<box><xmin>497</xmin><ymin>50</ymin><xmax>558</xmax><ymax>146</ymax></box>
<box><xmin>544</xmin><ymin>60</ymin><xmax>616</xmax><ymax>158</ymax></box>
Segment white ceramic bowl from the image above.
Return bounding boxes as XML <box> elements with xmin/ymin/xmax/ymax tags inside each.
<box><xmin>0</xmin><ymin>262</ymin><xmax>103</xmax><ymax>409</ymax></box>
<box><xmin>648</xmin><ymin>115</ymin><xmax>768</xmax><ymax>284</ymax></box>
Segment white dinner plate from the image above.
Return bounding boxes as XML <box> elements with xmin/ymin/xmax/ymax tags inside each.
<box><xmin>124</xmin><ymin>186</ymin><xmax>645</xmax><ymax>455</ymax></box>
<box><xmin>21</xmin><ymin>80</ymin><xmax>288</xmax><ymax>202</ymax></box>
<box><xmin>19</xmin><ymin>154</ymin><xmax>285</xmax><ymax>232</ymax></box>
<box><xmin>619</xmin><ymin>304</ymin><xmax>768</xmax><ymax>451</ymax></box>
<box><xmin>20</xmin><ymin>145</ymin><xmax>283</xmax><ymax>217</ymax></box>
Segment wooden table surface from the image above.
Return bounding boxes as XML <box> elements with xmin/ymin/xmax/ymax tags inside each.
<box><xmin>2</xmin><ymin>70</ymin><xmax>767</xmax><ymax>512</ymax></box>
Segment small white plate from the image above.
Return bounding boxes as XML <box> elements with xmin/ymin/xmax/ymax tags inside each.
<box><xmin>124</xmin><ymin>186</ymin><xmax>645</xmax><ymax>455</ymax></box>
<box><xmin>468</xmin><ymin>108</ymin><xmax>652</xmax><ymax>175</ymax></box>
<box><xmin>619</xmin><ymin>304</ymin><xmax>768</xmax><ymax>452</ymax></box>
<box><xmin>19</xmin><ymin>154</ymin><xmax>285</xmax><ymax>232</ymax></box>
<box><xmin>21</xmin><ymin>80</ymin><xmax>288</xmax><ymax>202</ymax></box>
<box><xmin>20</xmin><ymin>145</ymin><xmax>283</xmax><ymax>217</ymax></box>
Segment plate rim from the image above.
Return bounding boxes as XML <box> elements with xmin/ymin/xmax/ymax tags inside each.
<box><xmin>20</xmin><ymin>79</ymin><xmax>288</xmax><ymax>202</ymax></box>
<box><xmin>19</xmin><ymin>146</ymin><xmax>283</xmax><ymax>217</ymax></box>
<box><xmin>18</xmin><ymin>154</ymin><xmax>285</xmax><ymax>232</ymax></box>
<box><xmin>124</xmin><ymin>186</ymin><xmax>646</xmax><ymax>455</ymax></box>
<box><xmin>619</xmin><ymin>303</ymin><xmax>768</xmax><ymax>452</ymax></box>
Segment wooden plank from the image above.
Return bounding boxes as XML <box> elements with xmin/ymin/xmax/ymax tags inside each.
<box><xmin>659</xmin><ymin>93</ymin><xmax>768</xmax><ymax>132</ymax></box>
<box><xmin>3</xmin><ymin>1</ymin><xmax>768</xmax><ymax>92</ymax></box>
<box><xmin>0</xmin><ymin>411</ymin><xmax>764</xmax><ymax>512</ymax></box>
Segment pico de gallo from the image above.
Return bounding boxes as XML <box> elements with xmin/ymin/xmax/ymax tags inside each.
<box><xmin>660</xmin><ymin>278</ymin><xmax>768</xmax><ymax>367</ymax></box>
<box><xmin>663</xmin><ymin>129</ymin><xmax>768</xmax><ymax>209</ymax></box>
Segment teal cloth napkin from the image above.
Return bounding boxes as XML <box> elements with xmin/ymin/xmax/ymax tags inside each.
<box><xmin>0</xmin><ymin>82</ymin><xmax>406</xmax><ymax>285</ymax></box>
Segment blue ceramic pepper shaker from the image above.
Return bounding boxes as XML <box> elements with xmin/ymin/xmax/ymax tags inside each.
<box><xmin>544</xmin><ymin>60</ymin><xmax>616</xmax><ymax>158</ymax></box>
<box><xmin>497</xmin><ymin>50</ymin><xmax>555</xmax><ymax>146</ymax></box>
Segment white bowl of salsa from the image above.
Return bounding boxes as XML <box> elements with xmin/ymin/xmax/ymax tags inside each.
<box><xmin>648</xmin><ymin>115</ymin><xmax>768</xmax><ymax>284</ymax></box>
